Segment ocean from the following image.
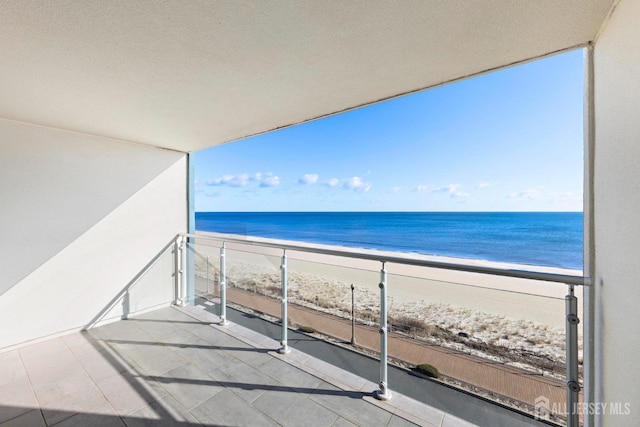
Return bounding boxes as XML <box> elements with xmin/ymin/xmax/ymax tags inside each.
<box><xmin>195</xmin><ymin>212</ymin><xmax>583</xmax><ymax>270</ymax></box>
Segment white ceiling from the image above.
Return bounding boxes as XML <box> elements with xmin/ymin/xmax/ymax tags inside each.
<box><xmin>0</xmin><ymin>0</ymin><xmax>614</xmax><ymax>153</ymax></box>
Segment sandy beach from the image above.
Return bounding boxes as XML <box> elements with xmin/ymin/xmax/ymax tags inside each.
<box><xmin>192</xmin><ymin>231</ymin><xmax>584</xmax><ymax>372</ymax></box>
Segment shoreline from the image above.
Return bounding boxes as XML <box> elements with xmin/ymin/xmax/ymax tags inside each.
<box><xmin>195</xmin><ymin>231</ymin><xmax>582</xmax><ymax>275</ymax></box>
<box><xmin>195</xmin><ymin>231</ymin><xmax>582</xmax><ymax>297</ymax></box>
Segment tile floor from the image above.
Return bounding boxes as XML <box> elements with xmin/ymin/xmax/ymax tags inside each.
<box><xmin>0</xmin><ymin>305</ymin><xmax>476</xmax><ymax>427</ymax></box>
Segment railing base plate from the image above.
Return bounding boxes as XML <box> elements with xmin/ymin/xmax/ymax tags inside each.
<box><xmin>277</xmin><ymin>346</ymin><xmax>291</xmax><ymax>355</ymax></box>
<box><xmin>374</xmin><ymin>390</ymin><xmax>392</xmax><ymax>401</ymax></box>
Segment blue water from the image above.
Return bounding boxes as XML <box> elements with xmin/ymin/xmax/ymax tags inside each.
<box><xmin>195</xmin><ymin>212</ymin><xmax>583</xmax><ymax>270</ymax></box>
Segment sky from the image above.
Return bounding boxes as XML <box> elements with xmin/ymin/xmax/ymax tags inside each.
<box><xmin>193</xmin><ymin>49</ymin><xmax>584</xmax><ymax>212</ymax></box>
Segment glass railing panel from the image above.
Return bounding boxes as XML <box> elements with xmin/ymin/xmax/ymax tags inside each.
<box><xmin>223</xmin><ymin>247</ymin><xmax>283</xmax><ymax>314</ymax></box>
<box><xmin>128</xmin><ymin>245</ymin><xmax>176</xmax><ymax>312</ymax></box>
<box><xmin>182</xmin><ymin>233</ymin><xmax>585</xmax><ymax>426</ymax></box>
<box><xmin>190</xmin><ymin>242</ymin><xmax>221</xmax><ymax>304</ymax></box>
<box><xmin>186</xmin><ymin>240</ymin><xmax>284</xmax><ymax>332</ymax></box>
<box><xmin>285</xmin><ymin>253</ymin><xmax>380</xmax><ymax>340</ymax></box>
<box><xmin>385</xmin><ymin>264</ymin><xmax>579</xmax><ymax>425</ymax></box>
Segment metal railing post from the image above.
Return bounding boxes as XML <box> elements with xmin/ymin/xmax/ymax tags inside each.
<box><xmin>218</xmin><ymin>243</ymin><xmax>228</xmax><ymax>325</ymax></box>
<box><xmin>375</xmin><ymin>262</ymin><xmax>392</xmax><ymax>401</ymax></box>
<box><xmin>181</xmin><ymin>235</ymin><xmax>188</xmax><ymax>305</ymax></box>
<box><xmin>174</xmin><ymin>237</ymin><xmax>181</xmax><ymax>305</ymax></box>
<box><xmin>175</xmin><ymin>236</ymin><xmax>187</xmax><ymax>306</ymax></box>
<box><xmin>566</xmin><ymin>284</ymin><xmax>580</xmax><ymax>427</ymax></box>
<box><xmin>278</xmin><ymin>250</ymin><xmax>291</xmax><ymax>354</ymax></box>
<box><xmin>351</xmin><ymin>284</ymin><xmax>356</xmax><ymax>345</ymax></box>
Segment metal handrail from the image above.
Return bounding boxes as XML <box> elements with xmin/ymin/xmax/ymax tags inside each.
<box><xmin>181</xmin><ymin>232</ymin><xmax>589</xmax><ymax>286</ymax></box>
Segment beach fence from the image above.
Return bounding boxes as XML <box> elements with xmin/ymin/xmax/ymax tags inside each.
<box><xmin>181</xmin><ymin>232</ymin><xmax>588</xmax><ymax>427</ymax></box>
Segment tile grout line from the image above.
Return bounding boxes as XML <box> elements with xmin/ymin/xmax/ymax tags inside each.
<box><xmin>60</xmin><ymin>335</ymin><xmax>123</xmax><ymax>426</ymax></box>
<box><xmin>16</xmin><ymin>346</ymin><xmax>48</xmax><ymax>426</ymax></box>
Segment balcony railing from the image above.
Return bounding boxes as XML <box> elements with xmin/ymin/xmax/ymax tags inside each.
<box><xmin>177</xmin><ymin>232</ymin><xmax>588</xmax><ymax>427</ymax></box>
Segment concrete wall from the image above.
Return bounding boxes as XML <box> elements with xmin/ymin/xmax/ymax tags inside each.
<box><xmin>593</xmin><ymin>0</ymin><xmax>640</xmax><ymax>424</ymax></box>
<box><xmin>0</xmin><ymin>119</ymin><xmax>187</xmax><ymax>349</ymax></box>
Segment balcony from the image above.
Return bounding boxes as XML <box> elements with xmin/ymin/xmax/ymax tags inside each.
<box><xmin>4</xmin><ymin>303</ymin><xmax>550</xmax><ymax>427</ymax></box>
<box><xmin>2</xmin><ymin>305</ymin><xmax>455</xmax><ymax>426</ymax></box>
<box><xmin>0</xmin><ymin>232</ymin><xmax>585</xmax><ymax>427</ymax></box>
<box><xmin>186</xmin><ymin>233</ymin><xmax>586</xmax><ymax>425</ymax></box>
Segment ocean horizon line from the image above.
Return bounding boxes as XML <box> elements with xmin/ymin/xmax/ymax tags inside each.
<box><xmin>196</xmin><ymin>210</ymin><xmax>583</xmax><ymax>214</ymax></box>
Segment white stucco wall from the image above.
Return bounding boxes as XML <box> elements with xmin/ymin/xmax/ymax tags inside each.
<box><xmin>0</xmin><ymin>119</ymin><xmax>186</xmax><ymax>349</ymax></box>
<box><xmin>593</xmin><ymin>0</ymin><xmax>640</xmax><ymax>425</ymax></box>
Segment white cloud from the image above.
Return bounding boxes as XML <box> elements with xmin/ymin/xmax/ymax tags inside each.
<box><xmin>437</xmin><ymin>184</ymin><xmax>460</xmax><ymax>193</ymax></box>
<box><xmin>206</xmin><ymin>174</ymin><xmax>249</xmax><ymax>187</ymax></box>
<box><xmin>391</xmin><ymin>186</ymin><xmax>402</xmax><ymax>193</ymax></box>
<box><xmin>508</xmin><ymin>188</ymin><xmax>540</xmax><ymax>200</ymax></box>
<box><xmin>475</xmin><ymin>182</ymin><xmax>491</xmax><ymax>190</ymax></box>
<box><xmin>260</xmin><ymin>174</ymin><xmax>280</xmax><ymax>187</ymax></box>
<box><xmin>323</xmin><ymin>176</ymin><xmax>372</xmax><ymax>192</ymax></box>
<box><xmin>451</xmin><ymin>191</ymin><xmax>470</xmax><ymax>198</ymax></box>
<box><xmin>343</xmin><ymin>176</ymin><xmax>372</xmax><ymax>192</ymax></box>
<box><xmin>413</xmin><ymin>185</ymin><xmax>429</xmax><ymax>192</ymax></box>
<box><xmin>297</xmin><ymin>174</ymin><xmax>319</xmax><ymax>185</ymax></box>
<box><xmin>430</xmin><ymin>183</ymin><xmax>469</xmax><ymax>198</ymax></box>
<box><xmin>206</xmin><ymin>172</ymin><xmax>280</xmax><ymax>188</ymax></box>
